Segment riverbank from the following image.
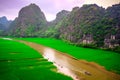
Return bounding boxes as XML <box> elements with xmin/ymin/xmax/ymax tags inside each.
<box><xmin>18</xmin><ymin>40</ymin><xmax>120</xmax><ymax>80</ymax></box>
<box><xmin>17</xmin><ymin>38</ymin><xmax>120</xmax><ymax>74</ymax></box>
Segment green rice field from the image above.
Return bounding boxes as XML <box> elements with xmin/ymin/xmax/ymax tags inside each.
<box><xmin>18</xmin><ymin>38</ymin><xmax>120</xmax><ymax>74</ymax></box>
<box><xmin>0</xmin><ymin>38</ymin><xmax>72</xmax><ymax>80</ymax></box>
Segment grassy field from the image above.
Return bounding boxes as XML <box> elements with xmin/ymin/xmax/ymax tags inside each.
<box><xmin>0</xmin><ymin>38</ymin><xmax>72</xmax><ymax>80</ymax></box>
<box><xmin>18</xmin><ymin>38</ymin><xmax>120</xmax><ymax>74</ymax></box>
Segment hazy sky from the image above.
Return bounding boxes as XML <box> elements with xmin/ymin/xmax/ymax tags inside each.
<box><xmin>0</xmin><ymin>0</ymin><xmax>119</xmax><ymax>21</ymax></box>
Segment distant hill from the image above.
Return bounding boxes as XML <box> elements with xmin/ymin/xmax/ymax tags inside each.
<box><xmin>44</xmin><ymin>10</ymin><xmax>70</xmax><ymax>38</ymax></box>
<box><xmin>0</xmin><ymin>16</ymin><xmax>12</xmax><ymax>35</ymax></box>
<box><xmin>9</xmin><ymin>3</ymin><xmax>47</xmax><ymax>37</ymax></box>
<box><xmin>52</xmin><ymin>10</ymin><xmax>70</xmax><ymax>24</ymax></box>
<box><xmin>0</xmin><ymin>16</ymin><xmax>12</xmax><ymax>29</ymax></box>
<box><xmin>59</xmin><ymin>4</ymin><xmax>105</xmax><ymax>45</ymax></box>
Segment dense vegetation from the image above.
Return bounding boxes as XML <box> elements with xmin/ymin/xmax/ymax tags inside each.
<box><xmin>58</xmin><ymin>4</ymin><xmax>120</xmax><ymax>51</ymax></box>
<box><xmin>0</xmin><ymin>38</ymin><xmax>72</xmax><ymax>80</ymax></box>
<box><xmin>8</xmin><ymin>4</ymin><xmax>47</xmax><ymax>37</ymax></box>
<box><xmin>18</xmin><ymin>38</ymin><xmax>120</xmax><ymax>74</ymax></box>
<box><xmin>0</xmin><ymin>3</ymin><xmax>120</xmax><ymax>80</ymax></box>
<box><xmin>42</xmin><ymin>10</ymin><xmax>70</xmax><ymax>38</ymax></box>
<box><xmin>3</xmin><ymin>3</ymin><xmax>119</xmax><ymax>52</ymax></box>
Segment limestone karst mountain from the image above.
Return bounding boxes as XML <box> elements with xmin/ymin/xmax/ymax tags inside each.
<box><xmin>1</xmin><ymin>3</ymin><xmax>120</xmax><ymax>52</ymax></box>
<box><xmin>9</xmin><ymin>3</ymin><xmax>47</xmax><ymax>37</ymax></box>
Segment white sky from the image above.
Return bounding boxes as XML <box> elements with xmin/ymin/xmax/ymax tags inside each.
<box><xmin>0</xmin><ymin>0</ymin><xmax>119</xmax><ymax>21</ymax></box>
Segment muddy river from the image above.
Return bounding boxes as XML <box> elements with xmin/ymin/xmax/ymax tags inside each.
<box><xmin>19</xmin><ymin>40</ymin><xmax>120</xmax><ymax>80</ymax></box>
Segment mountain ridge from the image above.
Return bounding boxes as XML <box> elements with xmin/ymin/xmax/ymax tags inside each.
<box><xmin>0</xmin><ymin>3</ymin><xmax>120</xmax><ymax>52</ymax></box>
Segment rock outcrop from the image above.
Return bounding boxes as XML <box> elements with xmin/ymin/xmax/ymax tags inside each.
<box><xmin>104</xmin><ymin>4</ymin><xmax>120</xmax><ymax>48</ymax></box>
<box><xmin>9</xmin><ymin>3</ymin><xmax>47</xmax><ymax>37</ymax></box>
<box><xmin>58</xmin><ymin>3</ymin><xmax>120</xmax><ymax>49</ymax></box>
<box><xmin>44</xmin><ymin>10</ymin><xmax>70</xmax><ymax>38</ymax></box>
<box><xmin>59</xmin><ymin>4</ymin><xmax>105</xmax><ymax>45</ymax></box>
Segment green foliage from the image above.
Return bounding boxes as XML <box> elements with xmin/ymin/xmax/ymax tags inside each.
<box><xmin>0</xmin><ymin>30</ymin><xmax>3</xmax><ymax>35</ymax></box>
<box><xmin>76</xmin><ymin>43</ymin><xmax>97</xmax><ymax>49</ymax></box>
<box><xmin>56</xmin><ymin>4</ymin><xmax>120</xmax><ymax>51</ymax></box>
<box><xmin>2</xmin><ymin>4</ymin><xmax>120</xmax><ymax>52</ymax></box>
<box><xmin>7</xmin><ymin>4</ymin><xmax>47</xmax><ymax>37</ymax></box>
<box><xmin>25</xmin><ymin>25</ymin><xmax>36</xmax><ymax>37</ymax></box>
<box><xmin>112</xmin><ymin>46</ymin><xmax>120</xmax><ymax>53</ymax></box>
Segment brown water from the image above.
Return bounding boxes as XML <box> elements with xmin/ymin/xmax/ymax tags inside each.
<box><xmin>19</xmin><ymin>40</ymin><xmax>120</xmax><ymax>80</ymax></box>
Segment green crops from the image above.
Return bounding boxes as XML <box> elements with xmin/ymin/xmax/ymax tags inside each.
<box><xmin>18</xmin><ymin>38</ymin><xmax>120</xmax><ymax>74</ymax></box>
<box><xmin>0</xmin><ymin>38</ymin><xmax>72</xmax><ymax>80</ymax></box>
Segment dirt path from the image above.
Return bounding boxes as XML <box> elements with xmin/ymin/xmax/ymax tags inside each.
<box><xmin>19</xmin><ymin>40</ymin><xmax>120</xmax><ymax>80</ymax></box>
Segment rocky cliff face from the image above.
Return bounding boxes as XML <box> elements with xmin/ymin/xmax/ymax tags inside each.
<box><xmin>58</xmin><ymin>3</ymin><xmax>120</xmax><ymax>50</ymax></box>
<box><xmin>104</xmin><ymin>4</ymin><xmax>120</xmax><ymax>48</ymax></box>
<box><xmin>59</xmin><ymin>4</ymin><xmax>105</xmax><ymax>45</ymax></box>
<box><xmin>53</xmin><ymin>10</ymin><xmax>70</xmax><ymax>24</ymax></box>
<box><xmin>47</xmin><ymin>10</ymin><xmax>70</xmax><ymax>27</ymax></box>
<box><xmin>43</xmin><ymin>10</ymin><xmax>70</xmax><ymax>38</ymax></box>
<box><xmin>10</xmin><ymin>3</ymin><xmax>47</xmax><ymax>37</ymax></box>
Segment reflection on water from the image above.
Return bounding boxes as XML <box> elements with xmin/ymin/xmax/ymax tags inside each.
<box><xmin>43</xmin><ymin>48</ymin><xmax>79</xmax><ymax>80</ymax></box>
<box><xmin>43</xmin><ymin>48</ymin><xmax>55</xmax><ymax>62</ymax></box>
<box><xmin>20</xmin><ymin>41</ymin><xmax>120</xmax><ymax>80</ymax></box>
<box><xmin>56</xmin><ymin>64</ymin><xmax>78</xmax><ymax>80</ymax></box>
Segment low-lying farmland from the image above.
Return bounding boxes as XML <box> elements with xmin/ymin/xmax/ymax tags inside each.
<box><xmin>0</xmin><ymin>38</ymin><xmax>72</xmax><ymax>80</ymax></box>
